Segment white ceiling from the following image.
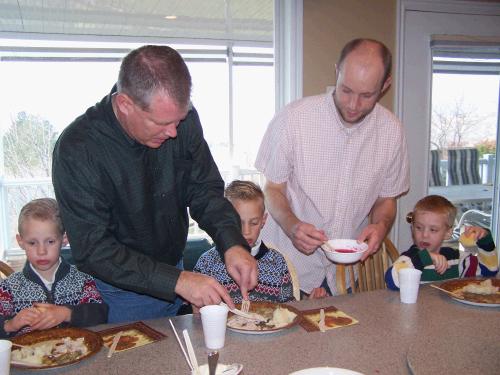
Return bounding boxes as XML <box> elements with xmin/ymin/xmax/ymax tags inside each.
<box><xmin>0</xmin><ymin>0</ymin><xmax>273</xmax><ymax>42</ymax></box>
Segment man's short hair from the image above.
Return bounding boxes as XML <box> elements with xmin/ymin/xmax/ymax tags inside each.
<box><xmin>337</xmin><ymin>38</ymin><xmax>392</xmax><ymax>84</ymax></box>
<box><xmin>117</xmin><ymin>45</ymin><xmax>192</xmax><ymax>110</ymax></box>
<box><xmin>225</xmin><ymin>180</ymin><xmax>265</xmax><ymax>208</ymax></box>
<box><xmin>18</xmin><ymin>198</ymin><xmax>65</xmax><ymax>235</ymax></box>
<box><xmin>409</xmin><ymin>195</ymin><xmax>457</xmax><ymax>228</ymax></box>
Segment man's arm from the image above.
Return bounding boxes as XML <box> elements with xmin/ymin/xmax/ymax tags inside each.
<box><xmin>357</xmin><ymin>196</ymin><xmax>397</xmax><ymax>260</ymax></box>
<box><xmin>264</xmin><ymin>180</ymin><xmax>327</xmax><ymax>255</ymax></box>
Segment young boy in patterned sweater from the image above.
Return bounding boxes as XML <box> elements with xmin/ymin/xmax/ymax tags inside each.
<box><xmin>385</xmin><ymin>195</ymin><xmax>498</xmax><ymax>290</ymax></box>
<box><xmin>0</xmin><ymin>198</ymin><xmax>108</xmax><ymax>338</ymax></box>
<box><xmin>194</xmin><ymin>180</ymin><xmax>294</xmax><ymax>303</ymax></box>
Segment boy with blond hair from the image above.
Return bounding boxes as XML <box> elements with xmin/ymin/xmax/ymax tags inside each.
<box><xmin>194</xmin><ymin>180</ymin><xmax>294</xmax><ymax>303</ymax></box>
<box><xmin>0</xmin><ymin>198</ymin><xmax>108</xmax><ymax>337</ymax></box>
<box><xmin>386</xmin><ymin>195</ymin><xmax>498</xmax><ymax>289</ymax></box>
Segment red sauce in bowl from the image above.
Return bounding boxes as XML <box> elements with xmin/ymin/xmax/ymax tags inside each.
<box><xmin>334</xmin><ymin>249</ymin><xmax>357</xmax><ymax>253</ymax></box>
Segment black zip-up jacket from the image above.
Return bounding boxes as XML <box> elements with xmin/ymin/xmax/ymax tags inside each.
<box><xmin>52</xmin><ymin>86</ymin><xmax>248</xmax><ymax>301</ymax></box>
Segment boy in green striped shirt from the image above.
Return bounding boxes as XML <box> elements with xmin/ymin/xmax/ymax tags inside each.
<box><xmin>385</xmin><ymin>195</ymin><xmax>498</xmax><ymax>290</ymax></box>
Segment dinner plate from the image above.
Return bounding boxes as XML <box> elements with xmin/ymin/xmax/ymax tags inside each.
<box><xmin>226</xmin><ymin>301</ymin><xmax>301</xmax><ymax>334</ymax></box>
<box><xmin>11</xmin><ymin>327</ymin><xmax>103</xmax><ymax>369</ymax></box>
<box><xmin>437</xmin><ymin>278</ymin><xmax>500</xmax><ymax>307</ymax></box>
<box><xmin>289</xmin><ymin>367</ymin><xmax>364</xmax><ymax>375</ymax></box>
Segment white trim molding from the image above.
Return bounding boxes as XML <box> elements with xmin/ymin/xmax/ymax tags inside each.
<box><xmin>274</xmin><ymin>0</ymin><xmax>303</xmax><ymax>110</ymax></box>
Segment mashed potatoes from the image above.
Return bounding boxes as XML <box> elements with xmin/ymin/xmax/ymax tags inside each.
<box><xmin>12</xmin><ymin>337</ymin><xmax>88</xmax><ymax>366</ymax></box>
<box><xmin>462</xmin><ymin>279</ymin><xmax>499</xmax><ymax>295</ymax></box>
<box><xmin>227</xmin><ymin>306</ymin><xmax>297</xmax><ymax>331</ymax></box>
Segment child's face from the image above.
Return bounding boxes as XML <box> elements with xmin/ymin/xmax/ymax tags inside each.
<box><xmin>232</xmin><ymin>199</ymin><xmax>267</xmax><ymax>248</ymax></box>
<box><xmin>16</xmin><ymin>218</ymin><xmax>64</xmax><ymax>276</ymax></box>
<box><xmin>411</xmin><ymin>210</ymin><xmax>452</xmax><ymax>254</ymax></box>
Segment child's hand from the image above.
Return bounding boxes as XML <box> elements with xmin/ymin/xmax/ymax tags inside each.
<box><xmin>4</xmin><ymin>307</ymin><xmax>41</xmax><ymax>333</ymax></box>
<box><xmin>29</xmin><ymin>303</ymin><xmax>71</xmax><ymax>331</ymax></box>
<box><xmin>462</xmin><ymin>226</ymin><xmax>488</xmax><ymax>242</ymax></box>
<box><xmin>308</xmin><ymin>287</ymin><xmax>329</xmax><ymax>299</ymax></box>
<box><xmin>429</xmin><ymin>252</ymin><xmax>449</xmax><ymax>275</ymax></box>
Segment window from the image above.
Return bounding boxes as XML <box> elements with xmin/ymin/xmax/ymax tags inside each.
<box><xmin>0</xmin><ymin>2</ymin><xmax>276</xmax><ymax>258</ymax></box>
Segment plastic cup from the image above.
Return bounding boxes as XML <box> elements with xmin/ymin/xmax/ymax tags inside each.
<box><xmin>399</xmin><ymin>268</ymin><xmax>422</xmax><ymax>304</ymax></box>
<box><xmin>200</xmin><ymin>304</ymin><xmax>229</xmax><ymax>350</ymax></box>
<box><xmin>0</xmin><ymin>339</ymin><xmax>12</xmax><ymax>375</ymax></box>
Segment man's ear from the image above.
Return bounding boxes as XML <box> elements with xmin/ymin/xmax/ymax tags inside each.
<box><xmin>114</xmin><ymin>93</ymin><xmax>134</xmax><ymax>116</ymax></box>
<box><xmin>381</xmin><ymin>75</ymin><xmax>392</xmax><ymax>95</ymax></box>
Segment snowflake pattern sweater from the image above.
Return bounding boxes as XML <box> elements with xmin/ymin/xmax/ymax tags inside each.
<box><xmin>0</xmin><ymin>258</ymin><xmax>108</xmax><ymax>337</ymax></box>
<box><xmin>194</xmin><ymin>242</ymin><xmax>294</xmax><ymax>303</ymax></box>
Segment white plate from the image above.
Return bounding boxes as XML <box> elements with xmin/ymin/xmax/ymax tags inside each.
<box><xmin>289</xmin><ymin>367</ymin><xmax>364</xmax><ymax>375</ymax></box>
<box><xmin>227</xmin><ymin>325</ymin><xmax>289</xmax><ymax>335</ymax></box>
<box><xmin>451</xmin><ymin>297</ymin><xmax>500</xmax><ymax>307</ymax></box>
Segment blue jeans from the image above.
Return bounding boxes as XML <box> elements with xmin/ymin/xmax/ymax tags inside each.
<box><xmin>95</xmin><ymin>261</ymin><xmax>184</xmax><ymax>323</ymax></box>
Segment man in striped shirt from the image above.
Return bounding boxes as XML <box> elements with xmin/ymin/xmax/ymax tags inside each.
<box><xmin>255</xmin><ymin>38</ymin><xmax>410</xmax><ymax>297</ymax></box>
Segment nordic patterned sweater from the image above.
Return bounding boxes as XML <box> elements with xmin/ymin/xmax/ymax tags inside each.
<box><xmin>0</xmin><ymin>258</ymin><xmax>108</xmax><ymax>337</ymax></box>
<box><xmin>194</xmin><ymin>242</ymin><xmax>294</xmax><ymax>303</ymax></box>
<box><xmin>385</xmin><ymin>232</ymin><xmax>498</xmax><ymax>290</ymax></box>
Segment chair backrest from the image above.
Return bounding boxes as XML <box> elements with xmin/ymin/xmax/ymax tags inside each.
<box><xmin>0</xmin><ymin>260</ymin><xmax>15</xmax><ymax>279</ymax></box>
<box><xmin>447</xmin><ymin>148</ymin><xmax>481</xmax><ymax>185</ymax></box>
<box><xmin>268</xmin><ymin>245</ymin><xmax>301</xmax><ymax>301</ymax></box>
<box><xmin>335</xmin><ymin>238</ymin><xmax>400</xmax><ymax>295</ymax></box>
<box><xmin>429</xmin><ymin>149</ymin><xmax>444</xmax><ymax>186</ymax></box>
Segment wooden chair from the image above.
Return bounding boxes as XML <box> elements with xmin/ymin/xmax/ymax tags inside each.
<box><xmin>335</xmin><ymin>237</ymin><xmax>400</xmax><ymax>294</ymax></box>
<box><xmin>0</xmin><ymin>260</ymin><xmax>15</xmax><ymax>279</ymax></box>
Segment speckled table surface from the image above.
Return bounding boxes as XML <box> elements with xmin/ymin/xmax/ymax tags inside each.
<box><xmin>11</xmin><ymin>285</ymin><xmax>500</xmax><ymax>375</ymax></box>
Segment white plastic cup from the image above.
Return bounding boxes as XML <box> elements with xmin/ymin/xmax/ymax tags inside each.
<box><xmin>200</xmin><ymin>304</ymin><xmax>229</xmax><ymax>350</ymax></box>
<box><xmin>0</xmin><ymin>339</ymin><xmax>12</xmax><ymax>375</ymax></box>
<box><xmin>399</xmin><ymin>268</ymin><xmax>422</xmax><ymax>304</ymax></box>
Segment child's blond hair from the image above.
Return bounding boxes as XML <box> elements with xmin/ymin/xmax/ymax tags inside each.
<box><xmin>407</xmin><ymin>195</ymin><xmax>457</xmax><ymax>228</ymax></box>
<box><xmin>225</xmin><ymin>180</ymin><xmax>265</xmax><ymax>211</ymax></box>
<box><xmin>18</xmin><ymin>198</ymin><xmax>65</xmax><ymax>236</ymax></box>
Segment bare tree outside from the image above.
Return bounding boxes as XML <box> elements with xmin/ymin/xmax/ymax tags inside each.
<box><xmin>2</xmin><ymin>111</ymin><xmax>58</xmax><ymax>250</ymax></box>
<box><xmin>431</xmin><ymin>96</ymin><xmax>492</xmax><ymax>154</ymax></box>
<box><xmin>3</xmin><ymin>111</ymin><xmax>58</xmax><ymax>178</ymax></box>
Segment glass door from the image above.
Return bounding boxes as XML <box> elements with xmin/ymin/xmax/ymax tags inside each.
<box><xmin>428</xmin><ymin>45</ymin><xmax>499</xmax><ymax>244</ymax></box>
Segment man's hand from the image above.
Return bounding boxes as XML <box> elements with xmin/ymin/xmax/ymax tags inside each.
<box><xmin>290</xmin><ymin>222</ymin><xmax>328</xmax><ymax>255</ymax></box>
<box><xmin>224</xmin><ymin>245</ymin><xmax>258</xmax><ymax>300</ymax></box>
<box><xmin>30</xmin><ymin>303</ymin><xmax>71</xmax><ymax>331</ymax></box>
<box><xmin>357</xmin><ymin>222</ymin><xmax>386</xmax><ymax>260</ymax></box>
<box><xmin>175</xmin><ymin>271</ymin><xmax>234</xmax><ymax>308</ymax></box>
<box><xmin>358</xmin><ymin>197</ymin><xmax>397</xmax><ymax>261</ymax></box>
<box><xmin>4</xmin><ymin>307</ymin><xmax>41</xmax><ymax>333</ymax></box>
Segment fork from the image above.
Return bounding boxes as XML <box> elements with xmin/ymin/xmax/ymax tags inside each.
<box><xmin>241</xmin><ymin>299</ymin><xmax>250</xmax><ymax>313</ymax></box>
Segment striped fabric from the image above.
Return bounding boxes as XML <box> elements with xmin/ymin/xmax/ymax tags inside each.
<box><xmin>447</xmin><ymin>148</ymin><xmax>481</xmax><ymax>185</ymax></box>
<box><xmin>429</xmin><ymin>149</ymin><xmax>443</xmax><ymax>186</ymax></box>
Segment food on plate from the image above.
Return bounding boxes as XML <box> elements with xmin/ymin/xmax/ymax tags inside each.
<box><xmin>459</xmin><ymin>232</ymin><xmax>476</xmax><ymax>248</ymax></box>
<box><xmin>11</xmin><ymin>337</ymin><xmax>88</xmax><ymax>366</ymax></box>
<box><xmin>462</xmin><ymin>279</ymin><xmax>499</xmax><ymax>295</ymax></box>
<box><xmin>227</xmin><ymin>304</ymin><xmax>297</xmax><ymax>331</ymax></box>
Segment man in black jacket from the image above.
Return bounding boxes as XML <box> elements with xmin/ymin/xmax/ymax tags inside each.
<box><xmin>52</xmin><ymin>45</ymin><xmax>257</xmax><ymax>323</ymax></box>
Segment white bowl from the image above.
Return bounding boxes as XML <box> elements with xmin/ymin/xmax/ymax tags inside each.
<box><xmin>321</xmin><ymin>239</ymin><xmax>368</xmax><ymax>264</ymax></box>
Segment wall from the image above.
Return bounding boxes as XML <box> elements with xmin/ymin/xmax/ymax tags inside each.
<box><xmin>303</xmin><ymin>0</ymin><xmax>397</xmax><ymax>110</ymax></box>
